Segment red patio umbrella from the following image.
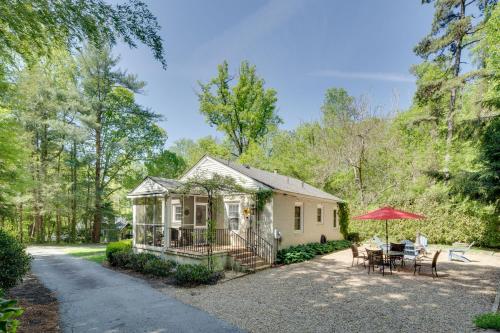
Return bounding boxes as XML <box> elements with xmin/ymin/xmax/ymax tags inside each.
<box><xmin>352</xmin><ymin>206</ymin><xmax>425</xmax><ymax>249</ymax></box>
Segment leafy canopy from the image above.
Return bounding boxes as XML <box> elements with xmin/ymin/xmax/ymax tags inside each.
<box><xmin>198</xmin><ymin>61</ymin><xmax>281</xmax><ymax>156</ymax></box>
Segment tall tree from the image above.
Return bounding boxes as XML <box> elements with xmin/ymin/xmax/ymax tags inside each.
<box><xmin>0</xmin><ymin>0</ymin><xmax>166</xmax><ymax>70</ymax></box>
<box><xmin>198</xmin><ymin>61</ymin><xmax>281</xmax><ymax>156</ymax></box>
<box><xmin>79</xmin><ymin>45</ymin><xmax>166</xmax><ymax>242</ymax></box>
<box><xmin>414</xmin><ymin>0</ymin><xmax>497</xmax><ymax>178</ymax></box>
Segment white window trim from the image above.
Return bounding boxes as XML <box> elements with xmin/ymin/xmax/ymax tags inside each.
<box><xmin>172</xmin><ymin>204</ymin><xmax>182</xmax><ymax>224</ymax></box>
<box><xmin>316</xmin><ymin>204</ymin><xmax>324</xmax><ymax>224</ymax></box>
<box><xmin>294</xmin><ymin>202</ymin><xmax>304</xmax><ymax>233</ymax></box>
<box><xmin>225</xmin><ymin>201</ymin><xmax>241</xmax><ymax>231</ymax></box>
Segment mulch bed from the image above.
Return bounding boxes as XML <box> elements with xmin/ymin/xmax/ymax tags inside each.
<box><xmin>7</xmin><ymin>274</ymin><xmax>60</xmax><ymax>333</ymax></box>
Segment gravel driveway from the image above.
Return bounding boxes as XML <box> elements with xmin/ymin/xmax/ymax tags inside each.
<box><xmin>158</xmin><ymin>248</ymin><xmax>500</xmax><ymax>333</ymax></box>
<box><xmin>29</xmin><ymin>246</ymin><xmax>241</xmax><ymax>333</ymax></box>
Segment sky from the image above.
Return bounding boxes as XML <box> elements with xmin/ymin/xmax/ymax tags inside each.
<box><xmin>114</xmin><ymin>0</ymin><xmax>435</xmax><ymax>146</ymax></box>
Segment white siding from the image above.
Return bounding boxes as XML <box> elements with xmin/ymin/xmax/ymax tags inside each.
<box><xmin>180</xmin><ymin>156</ymin><xmax>264</xmax><ymax>190</ymax></box>
<box><xmin>129</xmin><ymin>178</ymin><xmax>166</xmax><ymax>196</ymax></box>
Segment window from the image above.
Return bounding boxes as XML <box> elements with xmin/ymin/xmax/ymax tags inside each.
<box><xmin>173</xmin><ymin>205</ymin><xmax>182</xmax><ymax>223</ymax></box>
<box><xmin>294</xmin><ymin>203</ymin><xmax>303</xmax><ymax>231</ymax></box>
<box><xmin>227</xmin><ymin>203</ymin><xmax>240</xmax><ymax>231</ymax></box>
<box><xmin>134</xmin><ymin>197</ymin><xmax>164</xmax><ymax>248</ymax></box>
<box><xmin>317</xmin><ymin>205</ymin><xmax>323</xmax><ymax>223</ymax></box>
<box><xmin>333</xmin><ymin>209</ymin><xmax>337</xmax><ymax>228</ymax></box>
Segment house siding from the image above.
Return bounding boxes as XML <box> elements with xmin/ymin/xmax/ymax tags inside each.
<box><xmin>180</xmin><ymin>156</ymin><xmax>264</xmax><ymax>190</ymax></box>
<box><xmin>272</xmin><ymin>192</ymin><xmax>341</xmax><ymax>249</ymax></box>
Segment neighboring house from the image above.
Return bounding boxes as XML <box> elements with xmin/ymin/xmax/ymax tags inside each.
<box><xmin>127</xmin><ymin>155</ymin><xmax>343</xmax><ymax>271</ymax></box>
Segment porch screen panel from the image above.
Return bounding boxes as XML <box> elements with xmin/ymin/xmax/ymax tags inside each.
<box><xmin>135</xmin><ymin>197</ymin><xmax>164</xmax><ymax>247</ymax></box>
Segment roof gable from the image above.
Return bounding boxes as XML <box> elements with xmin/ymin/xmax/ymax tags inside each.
<box><xmin>180</xmin><ymin>156</ymin><xmax>267</xmax><ymax>190</ymax></box>
<box><xmin>128</xmin><ymin>177</ymin><xmax>180</xmax><ymax>197</ymax></box>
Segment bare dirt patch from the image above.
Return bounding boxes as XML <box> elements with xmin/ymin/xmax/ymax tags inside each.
<box><xmin>7</xmin><ymin>274</ymin><xmax>60</xmax><ymax>333</ymax></box>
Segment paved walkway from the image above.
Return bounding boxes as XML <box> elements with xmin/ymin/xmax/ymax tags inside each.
<box><xmin>29</xmin><ymin>246</ymin><xmax>241</xmax><ymax>333</ymax></box>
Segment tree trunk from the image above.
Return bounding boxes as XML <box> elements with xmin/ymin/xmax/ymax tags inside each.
<box><xmin>18</xmin><ymin>203</ymin><xmax>23</xmax><ymax>243</ymax></box>
<box><xmin>444</xmin><ymin>0</ymin><xmax>465</xmax><ymax>180</ymax></box>
<box><xmin>92</xmin><ymin>115</ymin><xmax>102</xmax><ymax>243</ymax></box>
<box><xmin>70</xmin><ymin>141</ymin><xmax>77</xmax><ymax>242</ymax></box>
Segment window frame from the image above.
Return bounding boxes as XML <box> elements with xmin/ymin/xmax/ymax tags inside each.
<box><xmin>316</xmin><ymin>204</ymin><xmax>324</xmax><ymax>224</ymax></box>
<box><xmin>333</xmin><ymin>208</ymin><xmax>338</xmax><ymax>228</ymax></box>
<box><xmin>172</xmin><ymin>204</ymin><xmax>182</xmax><ymax>223</ymax></box>
<box><xmin>225</xmin><ymin>201</ymin><xmax>241</xmax><ymax>231</ymax></box>
<box><xmin>294</xmin><ymin>202</ymin><xmax>304</xmax><ymax>232</ymax></box>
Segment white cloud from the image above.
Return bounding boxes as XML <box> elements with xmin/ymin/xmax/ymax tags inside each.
<box><xmin>309</xmin><ymin>69</ymin><xmax>414</xmax><ymax>83</ymax></box>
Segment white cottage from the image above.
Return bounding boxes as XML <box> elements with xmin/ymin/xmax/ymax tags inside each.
<box><xmin>128</xmin><ymin>155</ymin><xmax>343</xmax><ymax>271</ymax></box>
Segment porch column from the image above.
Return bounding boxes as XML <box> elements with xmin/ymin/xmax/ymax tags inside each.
<box><xmin>164</xmin><ymin>195</ymin><xmax>172</xmax><ymax>249</ymax></box>
<box><xmin>132</xmin><ymin>199</ymin><xmax>136</xmax><ymax>247</ymax></box>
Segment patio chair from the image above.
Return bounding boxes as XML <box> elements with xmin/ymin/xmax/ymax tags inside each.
<box><xmin>414</xmin><ymin>250</ymin><xmax>441</xmax><ymax>278</ymax></box>
<box><xmin>366</xmin><ymin>249</ymin><xmax>391</xmax><ymax>276</ymax></box>
<box><xmin>351</xmin><ymin>244</ymin><xmax>368</xmax><ymax>267</ymax></box>
<box><xmin>402</xmin><ymin>240</ymin><xmax>419</xmax><ymax>263</ymax></box>
<box><xmin>390</xmin><ymin>243</ymin><xmax>405</xmax><ymax>268</ymax></box>
<box><xmin>448</xmin><ymin>242</ymin><xmax>475</xmax><ymax>262</ymax></box>
<box><xmin>416</xmin><ymin>234</ymin><xmax>431</xmax><ymax>255</ymax></box>
<box><xmin>372</xmin><ymin>236</ymin><xmax>389</xmax><ymax>252</ymax></box>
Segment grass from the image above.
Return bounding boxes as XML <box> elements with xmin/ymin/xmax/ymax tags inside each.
<box><xmin>473</xmin><ymin>312</ymin><xmax>500</xmax><ymax>330</ymax></box>
<box><xmin>64</xmin><ymin>245</ymin><xmax>106</xmax><ymax>264</ymax></box>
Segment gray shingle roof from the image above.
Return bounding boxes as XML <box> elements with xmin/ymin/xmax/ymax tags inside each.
<box><xmin>209</xmin><ymin>156</ymin><xmax>343</xmax><ymax>202</ymax></box>
<box><xmin>149</xmin><ymin>176</ymin><xmax>182</xmax><ymax>190</ymax></box>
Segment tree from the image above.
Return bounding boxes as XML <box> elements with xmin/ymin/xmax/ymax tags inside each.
<box><xmin>414</xmin><ymin>0</ymin><xmax>497</xmax><ymax>178</ymax></box>
<box><xmin>0</xmin><ymin>0</ymin><xmax>166</xmax><ymax>70</ymax></box>
<box><xmin>170</xmin><ymin>136</ymin><xmax>232</xmax><ymax>167</ymax></box>
<box><xmin>145</xmin><ymin>150</ymin><xmax>186</xmax><ymax>179</ymax></box>
<box><xmin>198</xmin><ymin>61</ymin><xmax>281</xmax><ymax>156</ymax></box>
<box><xmin>11</xmin><ymin>52</ymin><xmax>81</xmax><ymax>242</ymax></box>
<box><xmin>79</xmin><ymin>45</ymin><xmax>166</xmax><ymax>242</ymax></box>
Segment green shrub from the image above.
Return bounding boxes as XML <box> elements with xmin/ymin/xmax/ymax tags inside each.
<box><xmin>276</xmin><ymin>240</ymin><xmax>351</xmax><ymax>265</ymax></box>
<box><xmin>473</xmin><ymin>312</ymin><xmax>500</xmax><ymax>330</ymax></box>
<box><xmin>174</xmin><ymin>264</ymin><xmax>224</xmax><ymax>286</ymax></box>
<box><xmin>346</xmin><ymin>232</ymin><xmax>360</xmax><ymax>243</ymax></box>
<box><xmin>105</xmin><ymin>240</ymin><xmax>132</xmax><ymax>263</ymax></box>
<box><xmin>143</xmin><ymin>258</ymin><xmax>176</xmax><ymax>277</ymax></box>
<box><xmin>0</xmin><ymin>230</ymin><xmax>31</xmax><ymax>289</ymax></box>
<box><xmin>0</xmin><ymin>289</ymin><xmax>23</xmax><ymax>333</ymax></box>
<box><xmin>110</xmin><ymin>250</ymin><xmax>132</xmax><ymax>268</ymax></box>
<box><xmin>127</xmin><ymin>252</ymin><xmax>158</xmax><ymax>273</ymax></box>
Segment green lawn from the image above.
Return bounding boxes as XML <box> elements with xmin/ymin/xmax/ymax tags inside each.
<box><xmin>64</xmin><ymin>246</ymin><xmax>107</xmax><ymax>264</ymax></box>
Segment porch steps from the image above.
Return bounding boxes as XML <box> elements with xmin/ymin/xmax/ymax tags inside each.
<box><xmin>229</xmin><ymin>250</ymin><xmax>271</xmax><ymax>272</ymax></box>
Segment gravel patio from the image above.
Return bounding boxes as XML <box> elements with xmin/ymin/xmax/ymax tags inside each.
<box><xmin>158</xmin><ymin>248</ymin><xmax>500</xmax><ymax>333</ymax></box>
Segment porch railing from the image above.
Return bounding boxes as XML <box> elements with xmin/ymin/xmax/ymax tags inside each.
<box><xmin>245</xmin><ymin>228</ymin><xmax>274</xmax><ymax>265</ymax></box>
<box><xmin>168</xmin><ymin>227</ymin><xmax>232</xmax><ymax>254</ymax></box>
<box><xmin>167</xmin><ymin>227</ymin><xmax>273</xmax><ymax>271</ymax></box>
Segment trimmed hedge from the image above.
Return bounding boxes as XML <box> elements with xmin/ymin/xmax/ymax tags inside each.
<box><xmin>276</xmin><ymin>240</ymin><xmax>351</xmax><ymax>265</ymax></box>
<box><xmin>105</xmin><ymin>240</ymin><xmax>132</xmax><ymax>264</ymax></box>
<box><xmin>0</xmin><ymin>230</ymin><xmax>31</xmax><ymax>289</ymax></box>
<box><xmin>174</xmin><ymin>264</ymin><xmax>224</xmax><ymax>286</ymax></box>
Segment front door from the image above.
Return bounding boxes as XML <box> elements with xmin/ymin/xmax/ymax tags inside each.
<box><xmin>195</xmin><ymin>203</ymin><xmax>207</xmax><ymax>228</ymax></box>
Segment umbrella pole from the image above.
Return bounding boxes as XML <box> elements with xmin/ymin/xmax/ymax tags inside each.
<box><xmin>385</xmin><ymin>220</ymin><xmax>389</xmax><ymax>251</ymax></box>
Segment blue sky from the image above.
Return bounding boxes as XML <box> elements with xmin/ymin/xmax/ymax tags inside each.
<box><xmin>114</xmin><ymin>0</ymin><xmax>434</xmax><ymax>146</ymax></box>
